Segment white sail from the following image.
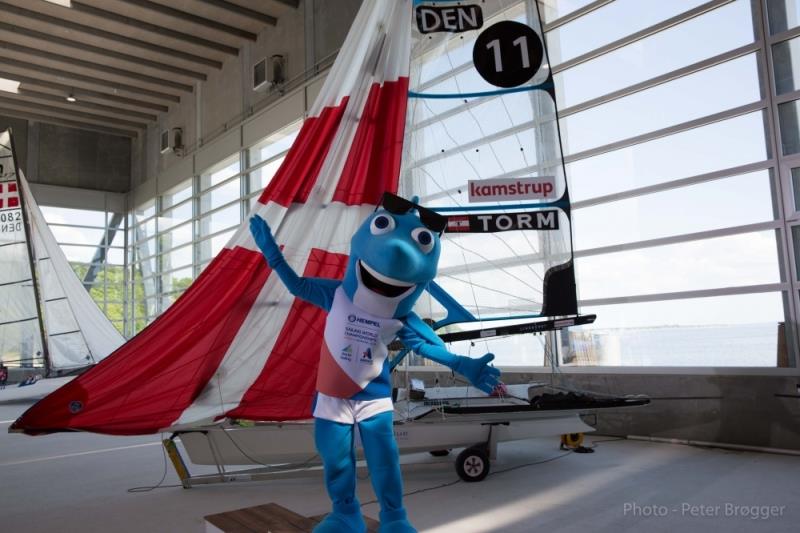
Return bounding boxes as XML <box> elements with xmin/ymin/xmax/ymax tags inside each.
<box><xmin>0</xmin><ymin>129</ymin><xmax>124</xmax><ymax>374</ymax></box>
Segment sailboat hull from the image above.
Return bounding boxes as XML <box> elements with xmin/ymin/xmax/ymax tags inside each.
<box><xmin>174</xmin><ymin>384</ymin><xmax>647</xmax><ymax>467</ymax></box>
<box><xmin>177</xmin><ymin>412</ymin><xmax>595</xmax><ymax>466</ymax></box>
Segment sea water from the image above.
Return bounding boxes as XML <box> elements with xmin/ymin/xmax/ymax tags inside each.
<box><xmin>566</xmin><ymin>323</ymin><xmax>779</xmax><ymax>366</ymax></box>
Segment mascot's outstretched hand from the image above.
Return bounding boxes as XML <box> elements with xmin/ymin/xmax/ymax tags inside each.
<box><xmin>249</xmin><ymin>214</ymin><xmax>282</xmax><ymax>264</ymax></box>
<box><xmin>454</xmin><ymin>353</ymin><xmax>500</xmax><ymax>394</ymax></box>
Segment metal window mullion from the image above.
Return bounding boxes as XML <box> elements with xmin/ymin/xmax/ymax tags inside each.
<box><xmin>421</xmin><ymin>102</ymin><xmax>769</xmax><ymax>205</ymax></box>
<box><xmin>240</xmin><ymin>149</ymin><xmax>248</xmax><ymax>223</ymax></box>
<box><xmin>242</xmin><ymin>148</ymin><xmax>291</xmax><ymax>175</ymax></box>
<box><xmin>565</xmin><ymin>99</ymin><xmax>767</xmax><ymax>163</ymax></box>
<box><xmin>574</xmin><ymin>220</ymin><xmax>781</xmax><ymax>258</ymax></box>
<box><xmin>571</xmin><ymin>159</ymin><xmax>774</xmax><ymax>210</ymax></box>
<box><xmin>438</xmin><ymin>220</ymin><xmax>782</xmax><ymax>277</ymax></box>
<box><xmin>45</xmin><ymin>221</ymin><xmax>111</xmax><ymax>231</ymax></box>
<box><xmin>765</xmin><ymin>22</ymin><xmax>800</xmax><ymax>45</ymax></box>
<box><xmin>199</xmin><ymin>198</ymin><xmax>243</xmax><ymax>218</ymax></box>
<box><xmin>552</xmin><ymin>0</ymin><xmax>736</xmax><ymax>74</ymax></box>
<box><xmin>200</xmin><ymin>171</ymin><xmax>247</xmax><ymax>196</ymax></box>
<box><xmin>579</xmin><ymin>283</ymin><xmax>788</xmax><ymax>307</ymax></box>
<box><xmin>192</xmin><ymin>174</ymin><xmax>200</xmax><ymax>279</ymax></box>
<box><xmin>559</xmin><ymin>43</ymin><xmax>761</xmax><ymax>118</ymax></box>
<box><xmin>414</xmin><ymin>42</ymin><xmax>760</xmax><ymax>135</ymax></box>
<box><xmin>758</xmin><ymin>0</ymin><xmax>800</xmax><ymax>366</ymax></box>
<box><xmin>542</xmin><ymin>0</ymin><xmax>615</xmax><ymax>32</ymax></box>
<box><xmin>123</xmin><ymin>197</ymin><xmax>130</xmax><ymax>337</ymax></box>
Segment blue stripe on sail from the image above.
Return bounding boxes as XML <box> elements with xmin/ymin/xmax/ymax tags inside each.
<box><xmin>408</xmin><ymin>81</ymin><xmax>553</xmax><ymax>100</ymax></box>
<box><xmin>431</xmin><ymin>199</ymin><xmax>570</xmax><ymax>213</ymax></box>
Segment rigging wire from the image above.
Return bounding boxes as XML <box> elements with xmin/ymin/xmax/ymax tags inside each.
<box><xmin>417</xmin><ymin>102</ymin><xmax>549</xmax><ymax>289</ymax></box>
<box><xmin>438</xmin><ymin>274</ymin><xmax>541</xmax><ymax>305</ymax></box>
<box><xmin>126</xmin><ymin>433</ymin><xmax>183</xmax><ymax>492</ymax></box>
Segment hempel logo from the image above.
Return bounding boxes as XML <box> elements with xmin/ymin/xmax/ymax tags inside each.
<box><xmin>347</xmin><ymin>314</ymin><xmax>381</xmax><ymax>328</ymax></box>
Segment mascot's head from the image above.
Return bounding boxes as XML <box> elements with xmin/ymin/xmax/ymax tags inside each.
<box><xmin>342</xmin><ymin>193</ymin><xmax>447</xmax><ymax>318</ymax></box>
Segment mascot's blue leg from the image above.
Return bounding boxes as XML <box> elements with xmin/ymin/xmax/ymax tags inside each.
<box><xmin>313</xmin><ymin>417</ymin><xmax>366</xmax><ymax>533</ymax></box>
<box><xmin>358</xmin><ymin>412</ymin><xmax>417</xmax><ymax>533</ymax></box>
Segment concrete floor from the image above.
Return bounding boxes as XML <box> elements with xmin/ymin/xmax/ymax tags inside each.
<box><xmin>1</xmin><ymin>400</ymin><xmax>797</xmax><ymax>533</ymax></box>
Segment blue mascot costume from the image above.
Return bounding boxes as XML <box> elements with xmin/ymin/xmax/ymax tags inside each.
<box><xmin>250</xmin><ymin>193</ymin><xmax>500</xmax><ymax>533</ymax></box>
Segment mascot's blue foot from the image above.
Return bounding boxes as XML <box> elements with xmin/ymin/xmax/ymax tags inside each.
<box><xmin>313</xmin><ymin>502</ymin><xmax>366</xmax><ymax>533</ymax></box>
<box><xmin>379</xmin><ymin>509</ymin><xmax>417</xmax><ymax>533</ymax></box>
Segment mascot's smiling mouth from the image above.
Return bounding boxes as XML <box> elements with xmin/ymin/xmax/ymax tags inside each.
<box><xmin>358</xmin><ymin>261</ymin><xmax>414</xmax><ymax>298</ymax></box>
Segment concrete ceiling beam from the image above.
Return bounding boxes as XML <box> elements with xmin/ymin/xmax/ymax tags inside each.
<box><xmin>0</xmin><ymin>72</ymin><xmax>170</xmax><ymax>112</ymax></box>
<box><xmin>0</xmin><ymin>106</ymin><xmax>139</xmax><ymax>138</ymax></box>
<box><xmin>0</xmin><ymin>95</ymin><xmax>148</xmax><ymax>130</ymax></box>
<box><xmin>194</xmin><ymin>0</ymin><xmax>282</xmax><ymax>25</ymax></box>
<box><xmin>71</xmin><ymin>1</ymin><xmax>240</xmax><ymax>55</ymax></box>
<box><xmin>120</xmin><ymin>0</ymin><xmax>265</xmax><ymax>38</ymax></box>
<box><xmin>15</xmin><ymin>88</ymin><xmax>158</xmax><ymax>122</ymax></box>
<box><xmin>0</xmin><ymin>22</ymin><xmax>208</xmax><ymax>81</ymax></box>
<box><xmin>0</xmin><ymin>57</ymin><xmax>182</xmax><ymax>103</ymax></box>
<box><xmin>0</xmin><ymin>2</ymin><xmax>223</xmax><ymax>69</ymax></box>
<box><xmin>0</xmin><ymin>41</ymin><xmax>194</xmax><ymax>93</ymax></box>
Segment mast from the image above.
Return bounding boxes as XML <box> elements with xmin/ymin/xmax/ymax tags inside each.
<box><xmin>7</xmin><ymin>128</ymin><xmax>51</xmax><ymax>376</ymax></box>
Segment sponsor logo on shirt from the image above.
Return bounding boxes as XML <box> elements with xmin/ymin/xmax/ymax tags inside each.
<box><xmin>340</xmin><ymin>345</ymin><xmax>353</xmax><ymax>361</ymax></box>
<box><xmin>347</xmin><ymin>314</ymin><xmax>381</xmax><ymax>329</ymax></box>
<box><xmin>361</xmin><ymin>347</ymin><xmax>373</xmax><ymax>363</ymax></box>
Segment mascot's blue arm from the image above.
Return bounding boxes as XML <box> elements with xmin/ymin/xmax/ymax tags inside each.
<box><xmin>398</xmin><ymin>312</ymin><xmax>501</xmax><ymax>394</ymax></box>
<box><xmin>249</xmin><ymin>215</ymin><xmax>337</xmax><ymax>311</ymax></box>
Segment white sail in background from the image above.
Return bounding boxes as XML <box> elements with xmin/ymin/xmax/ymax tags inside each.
<box><xmin>0</xmin><ymin>129</ymin><xmax>124</xmax><ymax>374</ymax></box>
<box><xmin>0</xmin><ymin>132</ymin><xmax>43</xmax><ymax>369</ymax></box>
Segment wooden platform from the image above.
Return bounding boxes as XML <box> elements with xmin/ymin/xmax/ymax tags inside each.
<box><xmin>205</xmin><ymin>502</ymin><xmax>379</xmax><ymax>533</ymax></box>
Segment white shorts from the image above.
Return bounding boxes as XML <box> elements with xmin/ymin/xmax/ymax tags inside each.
<box><xmin>313</xmin><ymin>392</ymin><xmax>394</xmax><ymax>424</ymax></box>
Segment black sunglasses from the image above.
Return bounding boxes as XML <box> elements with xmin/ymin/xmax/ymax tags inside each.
<box><xmin>377</xmin><ymin>192</ymin><xmax>447</xmax><ymax>235</ymax></box>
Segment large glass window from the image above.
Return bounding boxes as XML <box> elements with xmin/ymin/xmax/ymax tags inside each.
<box><xmin>567</xmin><ymin>111</ymin><xmax>769</xmax><ymax>202</ymax></box>
<box><xmin>572</xmin><ymin>170</ymin><xmax>777</xmax><ymax>250</ymax></box>
<box><xmin>41</xmin><ymin>205</ymin><xmax>125</xmax><ymax>334</ymax></box>
<box><xmin>116</xmin><ymin>0</ymin><xmax>797</xmax><ymax>367</ymax></box>
<box><xmin>562</xmin><ymin>292</ymin><xmax>786</xmax><ymax>366</ymax></box>
<box><xmin>556</xmin><ymin>0</ymin><xmax>754</xmax><ymax>109</ymax></box>
<box><xmin>778</xmin><ymin>98</ymin><xmax>800</xmax><ymax>155</ymax></box>
<box><xmin>547</xmin><ymin>0</ymin><xmax>710</xmax><ymax>65</ymax></box>
<box><xmin>200</xmin><ymin>156</ymin><xmax>239</xmax><ymax>190</ymax></box>
<box><xmin>767</xmin><ymin>0</ymin><xmax>800</xmax><ymax>35</ymax></box>
<box><xmin>246</xmin><ymin>121</ymin><xmax>301</xmax><ymax>199</ymax></box>
<box><xmin>561</xmin><ymin>54</ymin><xmax>761</xmax><ymax>155</ymax></box>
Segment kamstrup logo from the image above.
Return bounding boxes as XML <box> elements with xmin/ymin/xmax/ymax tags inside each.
<box><xmin>468</xmin><ymin>177</ymin><xmax>556</xmax><ymax>203</ymax></box>
<box><xmin>347</xmin><ymin>314</ymin><xmax>381</xmax><ymax>328</ymax></box>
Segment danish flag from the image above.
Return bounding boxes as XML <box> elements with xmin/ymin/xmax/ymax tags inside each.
<box><xmin>447</xmin><ymin>215</ymin><xmax>471</xmax><ymax>232</ymax></box>
<box><xmin>0</xmin><ymin>181</ymin><xmax>19</xmax><ymax>210</ymax></box>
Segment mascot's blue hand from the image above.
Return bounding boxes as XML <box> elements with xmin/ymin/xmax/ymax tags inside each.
<box><xmin>249</xmin><ymin>215</ymin><xmax>281</xmax><ymax>262</ymax></box>
<box><xmin>457</xmin><ymin>353</ymin><xmax>501</xmax><ymax>394</ymax></box>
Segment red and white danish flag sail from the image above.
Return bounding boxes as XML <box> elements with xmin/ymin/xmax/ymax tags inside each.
<box><xmin>0</xmin><ymin>181</ymin><xmax>19</xmax><ymax>209</ymax></box>
<box><xmin>12</xmin><ymin>0</ymin><xmax>412</xmax><ymax>435</ymax></box>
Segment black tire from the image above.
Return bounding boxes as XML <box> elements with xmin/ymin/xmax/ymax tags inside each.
<box><xmin>429</xmin><ymin>449</ymin><xmax>451</xmax><ymax>457</ymax></box>
<box><xmin>456</xmin><ymin>446</ymin><xmax>490</xmax><ymax>482</ymax></box>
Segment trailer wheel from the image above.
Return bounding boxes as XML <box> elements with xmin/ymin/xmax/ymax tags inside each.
<box><xmin>429</xmin><ymin>449</ymin><xmax>451</xmax><ymax>457</ymax></box>
<box><xmin>456</xmin><ymin>446</ymin><xmax>490</xmax><ymax>482</ymax></box>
